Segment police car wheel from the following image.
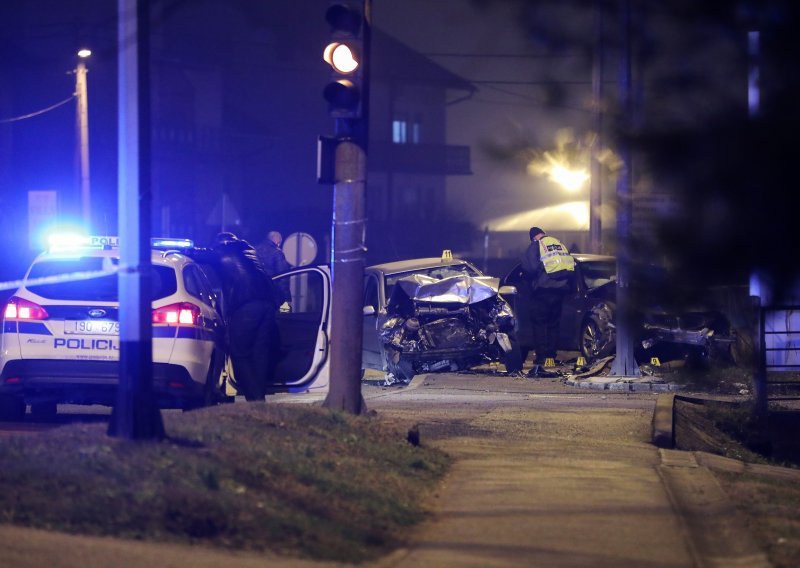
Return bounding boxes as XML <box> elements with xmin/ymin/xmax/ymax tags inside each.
<box><xmin>0</xmin><ymin>395</ymin><xmax>26</xmax><ymax>422</ymax></box>
<box><xmin>30</xmin><ymin>402</ymin><xmax>57</xmax><ymax>421</ymax></box>
<box><xmin>202</xmin><ymin>350</ymin><xmax>226</xmax><ymax>406</ymax></box>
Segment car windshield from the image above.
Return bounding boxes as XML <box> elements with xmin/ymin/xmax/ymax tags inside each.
<box><xmin>26</xmin><ymin>257</ymin><xmax>177</xmax><ymax>301</ymax></box>
<box><xmin>580</xmin><ymin>260</ymin><xmax>617</xmax><ymax>290</ymax></box>
<box><xmin>384</xmin><ymin>262</ymin><xmax>481</xmax><ymax>300</ymax></box>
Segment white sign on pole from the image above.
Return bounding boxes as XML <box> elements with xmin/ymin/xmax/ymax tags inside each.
<box><xmin>28</xmin><ymin>190</ymin><xmax>58</xmax><ymax>249</ymax></box>
<box><xmin>282</xmin><ymin>232</ymin><xmax>318</xmax><ymax>267</ymax></box>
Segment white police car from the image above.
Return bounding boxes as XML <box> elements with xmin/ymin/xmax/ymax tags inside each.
<box><xmin>0</xmin><ymin>235</ymin><xmax>228</xmax><ymax>420</ymax></box>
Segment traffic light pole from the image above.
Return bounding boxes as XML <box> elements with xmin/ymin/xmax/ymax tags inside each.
<box><xmin>323</xmin><ymin>0</ymin><xmax>370</xmax><ymax>415</ymax></box>
<box><xmin>324</xmin><ymin>136</ymin><xmax>368</xmax><ymax>414</ymax></box>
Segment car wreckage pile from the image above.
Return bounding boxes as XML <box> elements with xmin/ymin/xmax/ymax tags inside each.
<box><xmin>379</xmin><ymin>274</ymin><xmax>518</xmax><ymax>384</ymax></box>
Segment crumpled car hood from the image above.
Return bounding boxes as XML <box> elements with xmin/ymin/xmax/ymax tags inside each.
<box><xmin>394</xmin><ymin>274</ymin><xmax>501</xmax><ymax>305</ymax></box>
<box><xmin>380</xmin><ymin>272</ymin><xmax>517</xmax><ymax>385</ymax></box>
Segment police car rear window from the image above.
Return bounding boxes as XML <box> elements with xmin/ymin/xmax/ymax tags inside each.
<box><xmin>26</xmin><ymin>258</ymin><xmax>177</xmax><ymax>301</ymax></box>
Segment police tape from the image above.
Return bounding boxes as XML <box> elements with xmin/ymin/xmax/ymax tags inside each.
<box><xmin>0</xmin><ymin>269</ymin><xmax>118</xmax><ymax>293</ymax></box>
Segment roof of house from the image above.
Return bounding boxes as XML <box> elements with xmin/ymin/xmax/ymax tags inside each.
<box><xmin>371</xmin><ymin>28</ymin><xmax>476</xmax><ymax>93</ymax></box>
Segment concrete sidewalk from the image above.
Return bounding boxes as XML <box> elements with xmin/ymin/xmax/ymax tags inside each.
<box><xmin>374</xmin><ymin>405</ymin><xmax>693</xmax><ymax>566</ymax></box>
<box><xmin>367</xmin><ymin>377</ymin><xmax>769</xmax><ymax>567</ymax></box>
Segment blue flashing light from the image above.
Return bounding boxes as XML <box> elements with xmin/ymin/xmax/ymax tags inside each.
<box><xmin>47</xmin><ymin>233</ymin><xmax>89</xmax><ymax>252</ymax></box>
<box><xmin>151</xmin><ymin>238</ymin><xmax>194</xmax><ymax>249</ymax></box>
<box><xmin>47</xmin><ymin>234</ymin><xmax>119</xmax><ymax>253</ymax></box>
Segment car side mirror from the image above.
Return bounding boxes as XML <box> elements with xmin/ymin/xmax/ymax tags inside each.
<box><xmin>499</xmin><ymin>285</ymin><xmax>517</xmax><ymax>296</ymax></box>
<box><xmin>363</xmin><ymin>305</ymin><xmax>376</xmax><ymax>316</ymax></box>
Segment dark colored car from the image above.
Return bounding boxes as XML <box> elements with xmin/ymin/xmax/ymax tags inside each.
<box><xmin>502</xmin><ymin>254</ymin><xmax>734</xmax><ymax>363</ymax></box>
<box><xmin>362</xmin><ymin>257</ymin><xmax>520</xmax><ymax>383</ymax></box>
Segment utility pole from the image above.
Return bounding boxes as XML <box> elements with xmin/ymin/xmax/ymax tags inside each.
<box><xmin>589</xmin><ymin>0</ymin><xmax>604</xmax><ymax>254</ymax></box>
<box><xmin>75</xmin><ymin>50</ymin><xmax>91</xmax><ymax>228</ymax></box>
<box><xmin>109</xmin><ymin>0</ymin><xmax>164</xmax><ymax>439</ymax></box>
<box><xmin>609</xmin><ymin>0</ymin><xmax>641</xmax><ymax>378</ymax></box>
<box><xmin>748</xmin><ymin>29</ymin><xmax>768</xmax><ymax>418</ymax></box>
<box><xmin>321</xmin><ymin>1</ymin><xmax>370</xmax><ymax>414</ymax></box>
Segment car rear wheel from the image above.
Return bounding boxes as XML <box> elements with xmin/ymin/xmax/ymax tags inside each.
<box><xmin>203</xmin><ymin>351</ymin><xmax>227</xmax><ymax>406</ymax></box>
<box><xmin>580</xmin><ymin>316</ymin><xmax>614</xmax><ymax>360</ymax></box>
<box><xmin>0</xmin><ymin>395</ymin><xmax>26</xmax><ymax>422</ymax></box>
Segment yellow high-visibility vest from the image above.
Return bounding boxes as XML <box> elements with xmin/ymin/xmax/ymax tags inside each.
<box><xmin>538</xmin><ymin>236</ymin><xmax>575</xmax><ymax>274</ymax></box>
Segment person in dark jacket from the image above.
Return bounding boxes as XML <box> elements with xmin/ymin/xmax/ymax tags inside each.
<box><xmin>256</xmin><ymin>230</ymin><xmax>292</xmax><ymax>310</ymax></box>
<box><xmin>521</xmin><ymin>227</ymin><xmax>575</xmax><ymax>377</ymax></box>
<box><xmin>189</xmin><ymin>232</ymin><xmax>279</xmax><ymax>401</ymax></box>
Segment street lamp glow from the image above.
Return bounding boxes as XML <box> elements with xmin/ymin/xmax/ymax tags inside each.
<box><xmin>528</xmin><ymin>151</ymin><xmax>590</xmax><ymax>192</ymax></box>
<box><xmin>549</xmin><ymin>163</ymin><xmax>590</xmax><ymax>192</ymax></box>
<box><xmin>77</xmin><ymin>48</ymin><xmax>92</xmax><ymax>58</ymax></box>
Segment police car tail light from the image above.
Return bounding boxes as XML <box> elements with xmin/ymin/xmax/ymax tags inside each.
<box><xmin>152</xmin><ymin>302</ymin><xmax>201</xmax><ymax>326</ymax></box>
<box><xmin>3</xmin><ymin>297</ymin><xmax>49</xmax><ymax>320</ymax></box>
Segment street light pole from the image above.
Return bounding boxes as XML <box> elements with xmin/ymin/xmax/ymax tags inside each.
<box><xmin>75</xmin><ymin>49</ymin><xmax>91</xmax><ymax>228</ymax></box>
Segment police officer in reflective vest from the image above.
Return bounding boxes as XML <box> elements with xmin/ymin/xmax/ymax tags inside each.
<box><xmin>520</xmin><ymin>227</ymin><xmax>575</xmax><ymax>377</ymax></box>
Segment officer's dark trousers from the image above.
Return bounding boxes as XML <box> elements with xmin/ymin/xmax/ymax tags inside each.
<box><xmin>229</xmin><ymin>300</ymin><xmax>277</xmax><ymax>401</ymax></box>
<box><xmin>530</xmin><ymin>289</ymin><xmax>566</xmax><ymax>363</ymax></box>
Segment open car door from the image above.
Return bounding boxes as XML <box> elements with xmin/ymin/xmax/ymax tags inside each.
<box><xmin>267</xmin><ymin>266</ymin><xmax>331</xmax><ymax>393</ymax></box>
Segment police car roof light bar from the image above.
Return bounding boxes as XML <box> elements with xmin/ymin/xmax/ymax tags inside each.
<box><xmin>47</xmin><ymin>235</ymin><xmax>193</xmax><ymax>253</ymax></box>
<box><xmin>151</xmin><ymin>238</ymin><xmax>194</xmax><ymax>250</ymax></box>
<box><xmin>47</xmin><ymin>234</ymin><xmax>120</xmax><ymax>252</ymax></box>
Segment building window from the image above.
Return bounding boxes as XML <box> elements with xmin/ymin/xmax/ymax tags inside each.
<box><xmin>393</xmin><ymin>116</ymin><xmax>422</xmax><ymax>144</ymax></box>
<box><xmin>392</xmin><ymin>119</ymin><xmax>407</xmax><ymax>144</ymax></box>
<box><xmin>411</xmin><ymin>114</ymin><xmax>422</xmax><ymax>144</ymax></box>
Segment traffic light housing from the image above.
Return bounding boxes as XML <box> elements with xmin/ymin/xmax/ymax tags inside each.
<box><xmin>323</xmin><ymin>3</ymin><xmax>364</xmax><ymax>119</ymax></box>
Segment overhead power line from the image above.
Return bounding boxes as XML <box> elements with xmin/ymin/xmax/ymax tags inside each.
<box><xmin>424</xmin><ymin>52</ymin><xmax>582</xmax><ymax>59</ymax></box>
<box><xmin>471</xmin><ymin>79</ymin><xmax>594</xmax><ymax>85</ymax></box>
<box><xmin>0</xmin><ymin>93</ymin><xmax>75</xmax><ymax>124</ymax></box>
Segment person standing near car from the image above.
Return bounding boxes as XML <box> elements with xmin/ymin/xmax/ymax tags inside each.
<box><xmin>521</xmin><ymin>227</ymin><xmax>576</xmax><ymax>377</ymax></box>
<box><xmin>256</xmin><ymin>230</ymin><xmax>292</xmax><ymax>312</ymax></box>
<box><xmin>189</xmin><ymin>232</ymin><xmax>279</xmax><ymax>401</ymax></box>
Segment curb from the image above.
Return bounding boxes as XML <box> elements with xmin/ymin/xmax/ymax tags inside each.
<box><xmin>658</xmin><ymin>449</ymin><xmax>771</xmax><ymax>568</ymax></box>
<box><xmin>564</xmin><ymin>375</ymin><xmax>683</xmax><ymax>392</ymax></box>
<box><xmin>652</xmin><ymin>393</ymin><xmax>675</xmax><ymax>448</ymax></box>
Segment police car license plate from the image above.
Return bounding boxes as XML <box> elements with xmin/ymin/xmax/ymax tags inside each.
<box><xmin>64</xmin><ymin>320</ymin><xmax>119</xmax><ymax>335</ymax></box>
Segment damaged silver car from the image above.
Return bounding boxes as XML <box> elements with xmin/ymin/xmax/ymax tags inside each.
<box><xmin>362</xmin><ymin>257</ymin><xmax>520</xmax><ymax>384</ymax></box>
